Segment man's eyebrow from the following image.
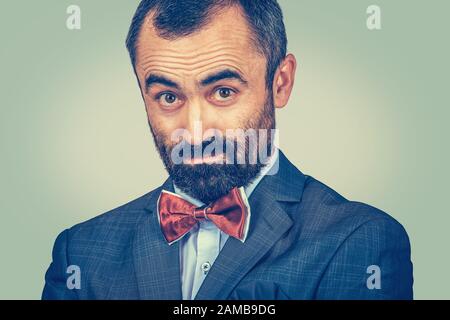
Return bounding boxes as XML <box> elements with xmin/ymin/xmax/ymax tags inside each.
<box><xmin>145</xmin><ymin>74</ymin><xmax>181</xmax><ymax>91</ymax></box>
<box><xmin>200</xmin><ymin>69</ymin><xmax>248</xmax><ymax>87</ymax></box>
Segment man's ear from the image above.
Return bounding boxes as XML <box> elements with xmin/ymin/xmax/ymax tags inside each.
<box><xmin>272</xmin><ymin>54</ymin><xmax>297</xmax><ymax>109</ymax></box>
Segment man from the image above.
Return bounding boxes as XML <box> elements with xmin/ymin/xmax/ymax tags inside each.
<box><xmin>42</xmin><ymin>0</ymin><xmax>413</xmax><ymax>300</ymax></box>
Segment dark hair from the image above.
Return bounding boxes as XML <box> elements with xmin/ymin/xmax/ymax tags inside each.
<box><xmin>125</xmin><ymin>0</ymin><xmax>287</xmax><ymax>90</ymax></box>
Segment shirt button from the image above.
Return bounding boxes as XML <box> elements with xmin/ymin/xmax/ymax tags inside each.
<box><xmin>201</xmin><ymin>261</ymin><xmax>211</xmax><ymax>274</ymax></box>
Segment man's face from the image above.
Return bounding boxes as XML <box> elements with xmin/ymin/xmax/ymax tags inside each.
<box><xmin>134</xmin><ymin>6</ymin><xmax>275</xmax><ymax>203</ymax></box>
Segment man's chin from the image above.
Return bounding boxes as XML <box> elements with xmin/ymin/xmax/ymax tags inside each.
<box><xmin>168</xmin><ymin>163</ymin><xmax>263</xmax><ymax>204</ymax></box>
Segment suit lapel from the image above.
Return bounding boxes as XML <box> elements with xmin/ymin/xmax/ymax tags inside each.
<box><xmin>133</xmin><ymin>178</ymin><xmax>183</xmax><ymax>299</ymax></box>
<box><xmin>194</xmin><ymin>151</ymin><xmax>306</xmax><ymax>300</ymax></box>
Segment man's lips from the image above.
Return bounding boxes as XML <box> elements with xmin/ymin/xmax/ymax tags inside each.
<box><xmin>183</xmin><ymin>154</ymin><xmax>225</xmax><ymax>165</ymax></box>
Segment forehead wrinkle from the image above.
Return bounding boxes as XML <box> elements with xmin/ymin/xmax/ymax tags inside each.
<box><xmin>139</xmin><ymin>51</ymin><xmax>250</xmax><ymax>75</ymax></box>
<box><xmin>139</xmin><ymin>46</ymin><xmax>249</xmax><ymax>68</ymax></box>
<box><xmin>139</xmin><ymin>53</ymin><xmax>248</xmax><ymax>73</ymax></box>
<box><xmin>137</xmin><ymin>32</ymin><xmax>258</xmax><ymax>68</ymax></box>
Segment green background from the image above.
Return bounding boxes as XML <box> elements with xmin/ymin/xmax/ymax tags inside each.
<box><xmin>0</xmin><ymin>0</ymin><xmax>449</xmax><ymax>299</ymax></box>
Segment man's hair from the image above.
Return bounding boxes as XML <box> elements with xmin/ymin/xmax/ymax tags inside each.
<box><xmin>125</xmin><ymin>0</ymin><xmax>287</xmax><ymax>90</ymax></box>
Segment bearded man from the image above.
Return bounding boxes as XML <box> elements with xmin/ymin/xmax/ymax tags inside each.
<box><xmin>42</xmin><ymin>0</ymin><xmax>413</xmax><ymax>300</ymax></box>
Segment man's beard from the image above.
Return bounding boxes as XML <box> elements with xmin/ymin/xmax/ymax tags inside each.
<box><xmin>149</xmin><ymin>94</ymin><xmax>276</xmax><ymax>204</ymax></box>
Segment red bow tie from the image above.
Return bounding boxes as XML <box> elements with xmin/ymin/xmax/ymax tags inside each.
<box><xmin>157</xmin><ymin>187</ymin><xmax>249</xmax><ymax>245</ymax></box>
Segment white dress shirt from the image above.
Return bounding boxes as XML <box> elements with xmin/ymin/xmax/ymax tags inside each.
<box><xmin>172</xmin><ymin>150</ymin><xmax>279</xmax><ymax>300</ymax></box>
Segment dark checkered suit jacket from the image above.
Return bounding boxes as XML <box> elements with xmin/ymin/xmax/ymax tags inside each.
<box><xmin>42</xmin><ymin>151</ymin><xmax>413</xmax><ymax>299</ymax></box>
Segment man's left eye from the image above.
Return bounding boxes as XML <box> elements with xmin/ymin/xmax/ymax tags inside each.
<box><xmin>213</xmin><ymin>87</ymin><xmax>236</xmax><ymax>101</ymax></box>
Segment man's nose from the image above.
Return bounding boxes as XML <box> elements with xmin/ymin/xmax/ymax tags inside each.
<box><xmin>185</xmin><ymin>102</ymin><xmax>216</xmax><ymax>145</ymax></box>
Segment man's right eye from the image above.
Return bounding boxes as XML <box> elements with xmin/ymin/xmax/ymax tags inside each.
<box><xmin>156</xmin><ymin>92</ymin><xmax>181</xmax><ymax>108</ymax></box>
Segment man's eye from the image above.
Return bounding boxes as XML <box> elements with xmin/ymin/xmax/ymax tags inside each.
<box><xmin>157</xmin><ymin>93</ymin><xmax>179</xmax><ymax>107</ymax></box>
<box><xmin>213</xmin><ymin>87</ymin><xmax>236</xmax><ymax>101</ymax></box>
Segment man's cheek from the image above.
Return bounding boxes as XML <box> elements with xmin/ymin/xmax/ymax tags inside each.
<box><xmin>227</xmin><ymin>110</ymin><xmax>257</xmax><ymax>130</ymax></box>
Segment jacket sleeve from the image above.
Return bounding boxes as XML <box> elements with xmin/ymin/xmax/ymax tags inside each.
<box><xmin>42</xmin><ymin>229</ymin><xmax>79</xmax><ymax>300</ymax></box>
<box><xmin>315</xmin><ymin>217</ymin><xmax>414</xmax><ymax>300</ymax></box>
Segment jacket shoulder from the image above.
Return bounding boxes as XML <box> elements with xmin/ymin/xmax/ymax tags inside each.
<box><xmin>299</xmin><ymin>175</ymin><xmax>409</xmax><ymax>241</ymax></box>
<box><xmin>65</xmin><ymin>185</ymin><xmax>162</xmax><ymax>242</ymax></box>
